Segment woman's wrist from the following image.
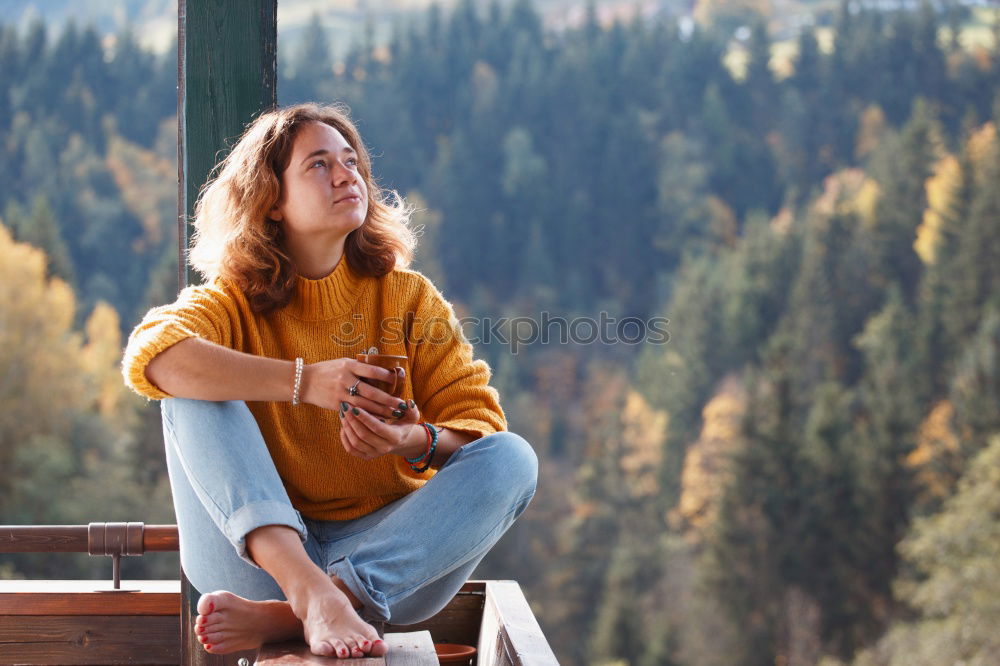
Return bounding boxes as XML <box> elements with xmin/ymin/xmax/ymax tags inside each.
<box><xmin>397</xmin><ymin>423</ymin><xmax>429</xmax><ymax>459</ymax></box>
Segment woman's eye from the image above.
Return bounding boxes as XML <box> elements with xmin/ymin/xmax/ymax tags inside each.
<box><xmin>311</xmin><ymin>160</ymin><xmax>327</xmax><ymax>169</ymax></box>
<box><xmin>347</xmin><ymin>157</ymin><xmax>359</xmax><ymax>167</ymax></box>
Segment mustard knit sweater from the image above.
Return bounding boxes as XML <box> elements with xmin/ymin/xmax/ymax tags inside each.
<box><xmin>122</xmin><ymin>256</ymin><xmax>507</xmax><ymax>521</ymax></box>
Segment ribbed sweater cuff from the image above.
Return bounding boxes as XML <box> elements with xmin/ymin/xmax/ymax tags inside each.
<box><xmin>122</xmin><ymin>322</ymin><xmax>198</xmax><ymax>400</ymax></box>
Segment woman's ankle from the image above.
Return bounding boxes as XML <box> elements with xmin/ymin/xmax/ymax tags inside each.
<box><xmin>285</xmin><ymin>571</ymin><xmax>353</xmax><ymax>615</ymax></box>
<box><xmin>329</xmin><ymin>573</ymin><xmax>363</xmax><ymax>610</ymax></box>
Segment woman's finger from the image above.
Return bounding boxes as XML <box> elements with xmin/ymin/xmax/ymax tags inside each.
<box><xmin>344</xmin><ymin>392</ymin><xmax>398</xmax><ymax>419</ymax></box>
<box><xmin>347</xmin><ymin>359</ymin><xmax>398</xmax><ymax>384</ymax></box>
<box><xmin>346</xmin><ymin>409</ymin><xmax>395</xmax><ymax>455</ymax></box>
<box><xmin>350</xmin><ymin>406</ymin><xmax>392</xmax><ymax>438</ymax></box>
<box><xmin>397</xmin><ymin>399</ymin><xmax>420</xmax><ymax>424</ymax></box>
<box><xmin>340</xmin><ymin>411</ymin><xmax>382</xmax><ymax>458</ymax></box>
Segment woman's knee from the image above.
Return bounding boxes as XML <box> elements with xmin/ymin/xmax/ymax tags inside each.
<box><xmin>163</xmin><ymin>397</ymin><xmax>250</xmax><ymax>422</ymax></box>
<box><xmin>161</xmin><ymin>399</ymin><xmax>259</xmax><ymax>443</ymax></box>
<box><xmin>475</xmin><ymin>431</ymin><xmax>538</xmax><ymax>498</ymax></box>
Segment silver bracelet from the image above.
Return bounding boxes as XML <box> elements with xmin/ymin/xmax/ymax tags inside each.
<box><xmin>292</xmin><ymin>357</ymin><xmax>304</xmax><ymax>406</ymax></box>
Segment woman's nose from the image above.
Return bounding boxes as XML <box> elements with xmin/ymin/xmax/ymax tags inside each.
<box><xmin>331</xmin><ymin>162</ymin><xmax>356</xmax><ymax>185</ymax></box>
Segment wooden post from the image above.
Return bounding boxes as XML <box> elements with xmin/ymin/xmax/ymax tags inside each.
<box><xmin>177</xmin><ymin>1</ymin><xmax>276</xmax><ymax>663</ymax></box>
<box><xmin>178</xmin><ymin>0</ymin><xmax>277</xmax><ymax>290</ymax></box>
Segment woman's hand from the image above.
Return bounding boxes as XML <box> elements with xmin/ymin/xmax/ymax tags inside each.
<box><xmin>299</xmin><ymin>358</ymin><xmax>400</xmax><ymax>414</ymax></box>
<box><xmin>339</xmin><ymin>397</ymin><xmax>427</xmax><ymax>460</ymax></box>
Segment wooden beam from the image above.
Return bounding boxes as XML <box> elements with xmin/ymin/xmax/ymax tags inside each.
<box><xmin>478</xmin><ymin>581</ymin><xmax>558</xmax><ymax>666</ymax></box>
<box><xmin>176</xmin><ymin>2</ymin><xmax>277</xmax><ymax>659</ymax></box>
<box><xmin>0</xmin><ymin>615</ymin><xmax>179</xmax><ymax>665</ymax></box>
<box><xmin>178</xmin><ymin>0</ymin><xmax>277</xmax><ymax>289</ymax></box>
<box><xmin>0</xmin><ymin>580</ymin><xmax>179</xmax><ymax>616</ymax></box>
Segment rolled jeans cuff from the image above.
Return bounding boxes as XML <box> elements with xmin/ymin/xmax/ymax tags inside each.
<box><xmin>225</xmin><ymin>500</ymin><xmax>309</xmax><ymax>568</ymax></box>
<box><xmin>327</xmin><ymin>556</ymin><xmax>390</xmax><ymax>623</ymax></box>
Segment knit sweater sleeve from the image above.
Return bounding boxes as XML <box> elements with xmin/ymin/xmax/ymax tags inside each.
<box><xmin>121</xmin><ymin>282</ymin><xmax>243</xmax><ymax>400</ymax></box>
<box><xmin>407</xmin><ymin>274</ymin><xmax>507</xmax><ymax>441</ymax></box>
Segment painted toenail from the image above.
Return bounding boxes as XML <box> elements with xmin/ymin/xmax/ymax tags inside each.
<box><xmin>208</xmin><ymin>602</ymin><xmax>214</xmax><ymax>613</ymax></box>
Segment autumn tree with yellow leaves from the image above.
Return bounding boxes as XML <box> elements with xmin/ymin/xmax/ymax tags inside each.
<box><xmin>0</xmin><ymin>222</ymin><xmax>175</xmax><ymax>579</ymax></box>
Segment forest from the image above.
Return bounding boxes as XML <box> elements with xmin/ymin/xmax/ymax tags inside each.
<box><xmin>0</xmin><ymin>1</ymin><xmax>998</xmax><ymax>664</ymax></box>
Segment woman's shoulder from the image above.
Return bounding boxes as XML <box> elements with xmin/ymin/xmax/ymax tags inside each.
<box><xmin>381</xmin><ymin>266</ymin><xmax>441</xmax><ymax>298</ymax></box>
<box><xmin>153</xmin><ymin>277</ymin><xmax>249</xmax><ymax>314</ymax></box>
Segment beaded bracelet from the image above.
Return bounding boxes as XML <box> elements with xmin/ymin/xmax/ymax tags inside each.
<box><xmin>291</xmin><ymin>357</ymin><xmax>304</xmax><ymax>406</ymax></box>
<box><xmin>410</xmin><ymin>423</ymin><xmax>438</xmax><ymax>473</ymax></box>
<box><xmin>405</xmin><ymin>424</ymin><xmax>433</xmax><ymax>464</ymax></box>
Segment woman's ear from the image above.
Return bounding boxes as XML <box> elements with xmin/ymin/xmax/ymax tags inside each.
<box><xmin>268</xmin><ymin>205</ymin><xmax>283</xmax><ymax>222</ymax></box>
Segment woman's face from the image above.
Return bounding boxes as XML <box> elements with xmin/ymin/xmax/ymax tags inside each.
<box><xmin>269</xmin><ymin>121</ymin><xmax>369</xmax><ymax>240</ymax></box>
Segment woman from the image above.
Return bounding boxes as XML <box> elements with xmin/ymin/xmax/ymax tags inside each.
<box><xmin>122</xmin><ymin>103</ymin><xmax>537</xmax><ymax>659</ymax></box>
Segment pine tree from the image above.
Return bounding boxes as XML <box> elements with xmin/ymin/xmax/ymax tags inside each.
<box><xmin>703</xmin><ymin>351</ymin><xmax>803</xmax><ymax>666</ymax></box>
<box><xmin>854</xmin><ymin>435</ymin><xmax>1000</xmax><ymax>664</ymax></box>
<box><xmin>289</xmin><ymin>13</ymin><xmax>331</xmax><ymax>102</ymax></box>
<box><xmin>798</xmin><ymin>381</ymin><xmax>873</xmax><ymax>656</ymax></box>
<box><xmin>743</xmin><ymin>17</ymin><xmax>776</xmax><ymax>137</ymax></box>
<box><xmin>917</xmin><ymin>144</ymin><xmax>975</xmax><ymax>392</ymax></box>
<box><xmin>849</xmin><ymin>287</ymin><xmax>925</xmax><ymax>628</ymax></box>
<box><xmin>949</xmin><ymin>307</ymin><xmax>1000</xmax><ymax>455</ymax></box>
<box><xmin>4</xmin><ymin>195</ymin><xmax>74</xmax><ymax>283</ymax></box>
<box><xmin>944</xmin><ymin>128</ymin><xmax>1000</xmax><ymax>343</ymax></box>
<box><xmin>868</xmin><ymin>102</ymin><xmax>937</xmax><ymax>303</ymax></box>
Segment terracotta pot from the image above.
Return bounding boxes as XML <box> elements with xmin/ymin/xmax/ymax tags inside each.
<box><xmin>434</xmin><ymin>643</ymin><xmax>477</xmax><ymax>665</ymax></box>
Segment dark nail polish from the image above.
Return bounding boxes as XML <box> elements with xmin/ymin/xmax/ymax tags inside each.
<box><xmin>352</xmin><ymin>407</ymin><xmax>360</xmax><ymax>415</ymax></box>
<box><xmin>379</xmin><ymin>418</ymin><xmax>386</xmax><ymax>423</ymax></box>
<box><xmin>398</xmin><ymin>402</ymin><xmax>407</xmax><ymax>409</ymax></box>
<box><xmin>408</xmin><ymin>400</ymin><xmax>415</xmax><ymax>408</ymax></box>
<box><xmin>341</xmin><ymin>402</ymin><xmax>349</xmax><ymax>412</ymax></box>
<box><xmin>392</xmin><ymin>409</ymin><xmax>403</xmax><ymax>418</ymax></box>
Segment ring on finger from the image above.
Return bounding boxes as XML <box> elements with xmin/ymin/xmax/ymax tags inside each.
<box><xmin>348</xmin><ymin>378</ymin><xmax>361</xmax><ymax>397</ymax></box>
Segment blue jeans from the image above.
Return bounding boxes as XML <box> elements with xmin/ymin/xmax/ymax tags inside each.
<box><xmin>161</xmin><ymin>398</ymin><xmax>537</xmax><ymax>625</ymax></box>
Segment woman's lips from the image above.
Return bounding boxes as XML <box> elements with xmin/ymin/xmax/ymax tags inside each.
<box><xmin>334</xmin><ymin>196</ymin><xmax>361</xmax><ymax>205</ymax></box>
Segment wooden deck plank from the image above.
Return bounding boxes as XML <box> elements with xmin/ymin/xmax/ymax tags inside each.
<box><xmin>383</xmin><ymin>632</ymin><xmax>437</xmax><ymax>666</ymax></box>
<box><xmin>0</xmin><ymin>615</ymin><xmax>179</xmax><ymax>665</ymax></box>
<box><xmin>0</xmin><ymin>580</ymin><xmax>180</xmax><ymax>616</ymax></box>
<box><xmin>255</xmin><ymin>631</ymin><xmax>436</xmax><ymax>666</ymax></box>
<box><xmin>254</xmin><ymin>641</ymin><xmax>386</xmax><ymax>666</ymax></box>
<box><xmin>255</xmin><ymin>640</ymin><xmax>383</xmax><ymax>666</ymax></box>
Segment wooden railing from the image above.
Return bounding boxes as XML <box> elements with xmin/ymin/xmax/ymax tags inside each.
<box><xmin>1</xmin><ymin>523</ymin><xmax>179</xmax><ymax>588</ymax></box>
<box><xmin>0</xmin><ymin>524</ymin><xmax>558</xmax><ymax>665</ymax></box>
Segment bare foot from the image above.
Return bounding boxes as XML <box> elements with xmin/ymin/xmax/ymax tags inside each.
<box><xmin>194</xmin><ymin>588</ymin><xmax>387</xmax><ymax>658</ymax></box>
<box><xmin>286</xmin><ymin>572</ymin><xmax>387</xmax><ymax>659</ymax></box>
<box><xmin>194</xmin><ymin>590</ymin><xmax>301</xmax><ymax>654</ymax></box>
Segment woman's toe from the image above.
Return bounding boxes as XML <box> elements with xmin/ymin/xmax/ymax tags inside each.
<box><xmin>196</xmin><ymin>593</ymin><xmax>220</xmax><ymax>617</ymax></box>
<box><xmin>311</xmin><ymin>640</ymin><xmax>335</xmax><ymax>657</ymax></box>
<box><xmin>331</xmin><ymin>639</ymin><xmax>351</xmax><ymax>659</ymax></box>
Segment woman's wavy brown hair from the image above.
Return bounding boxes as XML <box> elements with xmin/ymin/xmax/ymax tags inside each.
<box><xmin>188</xmin><ymin>102</ymin><xmax>416</xmax><ymax>313</ymax></box>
